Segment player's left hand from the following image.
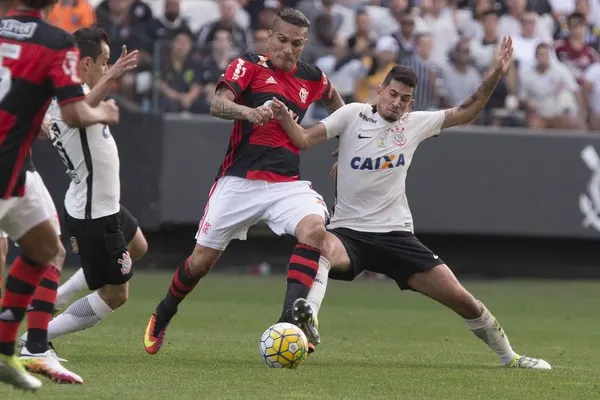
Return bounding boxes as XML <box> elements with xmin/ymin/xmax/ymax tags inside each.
<box><xmin>109</xmin><ymin>45</ymin><xmax>139</xmax><ymax>79</ymax></box>
<box><xmin>269</xmin><ymin>97</ymin><xmax>291</xmax><ymax>121</ymax></box>
<box><xmin>330</xmin><ymin>161</ymin><xmax>338</xmax><ymax>178</ymax></box>
<box><xmin>493</xmin><ymin>36</ymin><xmax>513</xmax><ymax>76</ymax></box>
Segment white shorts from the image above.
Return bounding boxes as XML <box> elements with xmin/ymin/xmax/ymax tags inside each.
<box><xmin>0</xmin><ymin>171</ymin><xmax>60</xmax><ymax>241</ymax></box>
<box><xmin>195</xmin><ymin>176</ymin><xmax>329</xmax><ymax>250</ymax></box>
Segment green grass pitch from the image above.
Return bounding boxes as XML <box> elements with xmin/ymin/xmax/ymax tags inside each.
<box><xmin>3</xmin><ymin>272</ymin><xmax>599</xmax><ymax>400</ymax></box>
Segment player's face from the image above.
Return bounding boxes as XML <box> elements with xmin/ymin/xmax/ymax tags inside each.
<box><xmin>268</xmin><ymin>20</ymin><xmax>308</xmax><ymax>72</ymax></box>
<box><xmin>84</xmin><ymin>42</ymin><xmax>110</xmax><ymax>89</ymax></box>
<box><xmin>376</xmin><ymin>80</ymin><xmax>414</xmax><ymax>122</ymax></box>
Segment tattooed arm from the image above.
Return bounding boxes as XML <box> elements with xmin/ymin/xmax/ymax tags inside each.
<box><xmin>210</xmin><ymin>86</ymin><xmax>272</xmax><ymax>125</ymax></box>
<box><xmin>210</xmin><ymin>87</ymin><xmax>251</xmax><ymax>120</ymax></box>
<box><xmin>441</xmin><ymin>73</ymin><xmax>501</xmax><ymax>128</ymax></box>
<box><xmin>442</xmin><ymin>36</ymin><xmax>514</xmax><ymax>129</ymax></box>
<box><xmin>322</xmin><ymin>85</ymin><xmax>345</xmax><ymax>115</ymax></box>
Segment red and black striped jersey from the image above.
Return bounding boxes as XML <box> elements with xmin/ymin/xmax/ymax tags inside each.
<box><xmin>0</xmin><ymin>10</ymin><xmax>85</xmax><ymax>199</ymax></box>
<box><xmin>216</xmin><ymin>53</ymin><xmax>332</xmax><ymax>182</ymax></box>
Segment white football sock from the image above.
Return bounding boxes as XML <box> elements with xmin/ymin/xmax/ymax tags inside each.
<box><xmin>465</xmin><ymin>301</ymin><xmax>517</xmax><ymax>365</ymax></box>
<box><xmin>306</xmin><ymin>256</ymin><xmax>331</xmax><ymax>318</ymax></box>
<box><xmin>56</xmin><ymin>268</ymin><xmax>88</xmax><ymax>308</ymax></box>
<box><xmin>47</xmin><ymin>291</ymin><xmax>113</xmax><ymax>340</ymax></box>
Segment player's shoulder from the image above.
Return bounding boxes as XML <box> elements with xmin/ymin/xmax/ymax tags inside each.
<box><xmin>34</xmin><ymin>21</ymin><xmax>76</xmax><ymax>51</ymax></box>
<box><xmin>34</xmin><ymin>21</ymin><xmax>76</xmax><ymax>50</ymax></box>
<box><xmin>342</xmin><ymin>102</ymin><xmax>374</xmax><ymax>115</ymax></box>
<box><xmin>0</xmin><ymin>16</ymin><xmax>74</xmax><ymax>50</ymax></box>
<box><xmin>294</xmin><ymin>59</ymin><xmax>325</xmax><ymax>82</ymax></box>
<box><xmin>326</xmin><ymin>102</ymin><xmax>373</xmax><ymax>124</ymax></box>
<box><xmin>234</xmin><ymin>52</ymin><xmax>264</xmax><ymax>64</ymax></box>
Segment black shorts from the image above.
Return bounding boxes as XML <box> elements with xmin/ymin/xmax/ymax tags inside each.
<box><xmin>65</xmin><ymin>205</ymin><xmax>139</xmax><ymax>290</ymax></box>
<box><xmin>328</xmin><ymin>228</ymin><xmax>444</xmax><ymax>290</ymax></box>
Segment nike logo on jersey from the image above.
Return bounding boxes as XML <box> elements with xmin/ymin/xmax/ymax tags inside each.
<box><xmin>351</xmin><ymin>154</ymin><xmax>405</xmax><ymax>170</ymax></box>
<box><xmin>358</xmin><ymin>134</ymin><xmax>372</xmax><ymax>139</ymax></box>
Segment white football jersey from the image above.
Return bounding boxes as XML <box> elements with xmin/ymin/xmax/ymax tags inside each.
<box><xmin>321</xmin><ymin>103</ymin><xmax>445</xmax><ymax>233</ymax></box>
<box><xmin>46</xmin><ymin>84</ymin><xmax>120</xmax><ymax>219</ymax></box>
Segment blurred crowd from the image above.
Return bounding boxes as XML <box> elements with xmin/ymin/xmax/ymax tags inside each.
<box><xmin>46</xmin><ymin>0</ymin><xmax>600</xmax><ymax>130</ymax></box>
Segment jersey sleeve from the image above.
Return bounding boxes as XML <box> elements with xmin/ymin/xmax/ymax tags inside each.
<box><xmin>411</xmin><ymin>110</ymin><xmax>446</xmax><ymax>142</ymax></box>
<box><xmin>320</xmin><ymin>103</ymin><xmax>363</xmax><ymax>139</ymax></box>
<box><xmin>315</xmin><ymin>70</ymin><xmax>333</xmax><ymax>102</ymax></box>
<box><xmin>48</xmin><ymin>44</ymin><xmax>85</xmax><ymax>106</ymax></box>
<box><xmin>216</xmin><ymin>56</ymin><xmax>255</xmax><ymax>100</ymax></box>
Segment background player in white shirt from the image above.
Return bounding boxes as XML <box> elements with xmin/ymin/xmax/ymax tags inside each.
<box><xmin>271</xmin><ymin>37</ymin><xmax>551</xmax><ymax>369</ymax></box>
<box><xmin>16</xmin><ymin>27</ymin><xmax>149</xmax><ymax>383</ymax></box>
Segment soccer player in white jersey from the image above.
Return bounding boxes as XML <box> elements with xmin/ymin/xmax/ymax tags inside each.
<box><xmin>271</xmin><ymin>37</ymin><xmax>551</xmax><ymax>369</ymax></box>
<box><xmin>16</xmin><ymin>27</ymin><xmax>149</xmax><ymax>381</ymax></box>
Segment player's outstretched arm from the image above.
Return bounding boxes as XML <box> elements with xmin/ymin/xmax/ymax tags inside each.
<box><xmin>442</xmin><ymin>36</ymin><xmax>513</xmax><ymax>129</ymax></box>
<box><xmin>270</xmin><ymin>98</ymin><xmax>327</xmax><ymax>150</ymax></box>
<box><xmin>210</xmin><ymin>87</ymin><xmax>273</xmax><ymax>125</ymax></box>
<box><xmin>60</xmin><ymin>99</ymin><xmax>119</xmax><ymax>127</ymax></box>
<box><xmin>87</xmin><ymin>45</ymin><xmax>139</xmax><ymax>107</ymax></box>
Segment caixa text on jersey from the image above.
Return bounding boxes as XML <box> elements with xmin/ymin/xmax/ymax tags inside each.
<box><xmin>350</xmin><ymin>154</ymin><xmax>406</xmax><ymax>170</ymax></box>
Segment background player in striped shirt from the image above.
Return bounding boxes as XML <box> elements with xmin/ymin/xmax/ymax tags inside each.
<box><xmin>143</xmin><ymin>7</ymin><xmax>345</xmax><ymax>355</ymax></box>
<box><xmin>0</xmin><ymin>0</ymin><xmax>119</xmax><ymax>391</ymax></box>
<box><xmin>271</xmin><ymin>38</ymin><xmax>549</xmax><ymax>370</ymax></box>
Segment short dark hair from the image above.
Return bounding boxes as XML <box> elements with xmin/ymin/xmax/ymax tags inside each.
<box><xmin>73</xmin><ymin>27</ymin><xmax>110</xmax><ymax>61</ymax></box>
<box><xmin>19</xmin><ymin>0</ymin><xmax>56</xmax><ymax>10</ymax></box>
<box><xmin>382</xmin><ymin>65</ymin><xmax>418</xmax><ymax>89</ymax></box>
<box><xmin>355</xmin><ymin>7</ymin><xmax>368</xmax><ymax>17</ymax></box>
<box><xmin>275</xmin><ymin>7</ymin><xmax>310</xmax><ymax>29</ymax></box>
<box><xmin>535</xmin><ymin>42</ymin><xmax>549</xmax><ymax>54</ymax></box>
<box><xmin>567</xmin><ymin>12</ymin><xmax>586</xmax><ymax>25</ymax></box>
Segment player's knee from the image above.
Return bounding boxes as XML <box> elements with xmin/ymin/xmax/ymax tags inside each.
<box><xmin>51</xmin><ymin>242</ymin><xmax>66</xmax><ymax>272</ymax></box>
<box><xmin>321</xmin><ymin>233</ymin><xmax>340</xmax><ymax>263</ymax></box>
<box><xmin>128</xmin><ymin>230</ymin><xmax>148</xmax><ymax>261</ymax></box>
<box><xmin>295</xmin><ymin>215</ymin><xmax>326</xmax><ymax>249</ymax></box>
<box><xmin>29</xmin><ymin>235</ymin><xmax>61</xmax><ymax>265</ymax></box>
<box><xmin>99</xmin><ymin>285</ymin><xmax>128</xmax><ymax>310</ymax></box>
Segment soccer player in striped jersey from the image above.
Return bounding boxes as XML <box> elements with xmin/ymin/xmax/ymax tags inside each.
<box><xmin>0</xmin><ymin>0</ymin><xmax>119</xmax><ymax>390</ymax></box>
<box><xmin>143</xmin><ymin>7</ymin><xmax>345</xmax><ymax>355</ymax></box>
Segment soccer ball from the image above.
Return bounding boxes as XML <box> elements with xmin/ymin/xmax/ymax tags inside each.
<box><xmin>259</xmin><ymin>322</ymin><xmax>309</xmax><ymax>369</ymax></box>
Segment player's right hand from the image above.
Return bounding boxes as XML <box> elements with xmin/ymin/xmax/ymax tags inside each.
<box><xmin>99</xmin><ymin>99</ymin><xmax>120</xmax><ymax>125</ymax></box>
<box><xmin>244</xmin><ymin>105</ymin><xmax>273</xmax><ymax>125</ymax></box>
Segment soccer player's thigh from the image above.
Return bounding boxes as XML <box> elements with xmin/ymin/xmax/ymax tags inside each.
<box><xmin>326</xmin><ymin>228</ymin><xmax>369</xmax><ymax>281</ymax></box>
<box><xmin>264</xmin><ymin>181</ymin><xmax>329</xmax><ymax>237</ymax></box>
<box><xmin>118</xmin><ymin>205</ymin><xmax>147</xmax><ymax>260</ymax></box>
<box><xmin>1</xmin><ymin>171</ymin><xmax>60</xmax><ymax>262</ymax></box>
<box><xmin>373</xmin><ymin>233</ymin><xmax>445</xmax><ymax>291</ymax></box>
<box><xmin>36</xmin><ymin>171</ymin><xmax>61</xmax><ymax>237</ymax></box>
<box><xmin>66</xmin><ymin>213</ymin><xmax>130</xmax><ymax>291</ymax></box>
<box><xmin>195</xmin><ymin>176</ymin><xmax>268</xmax><ymax>251</ymax></box>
